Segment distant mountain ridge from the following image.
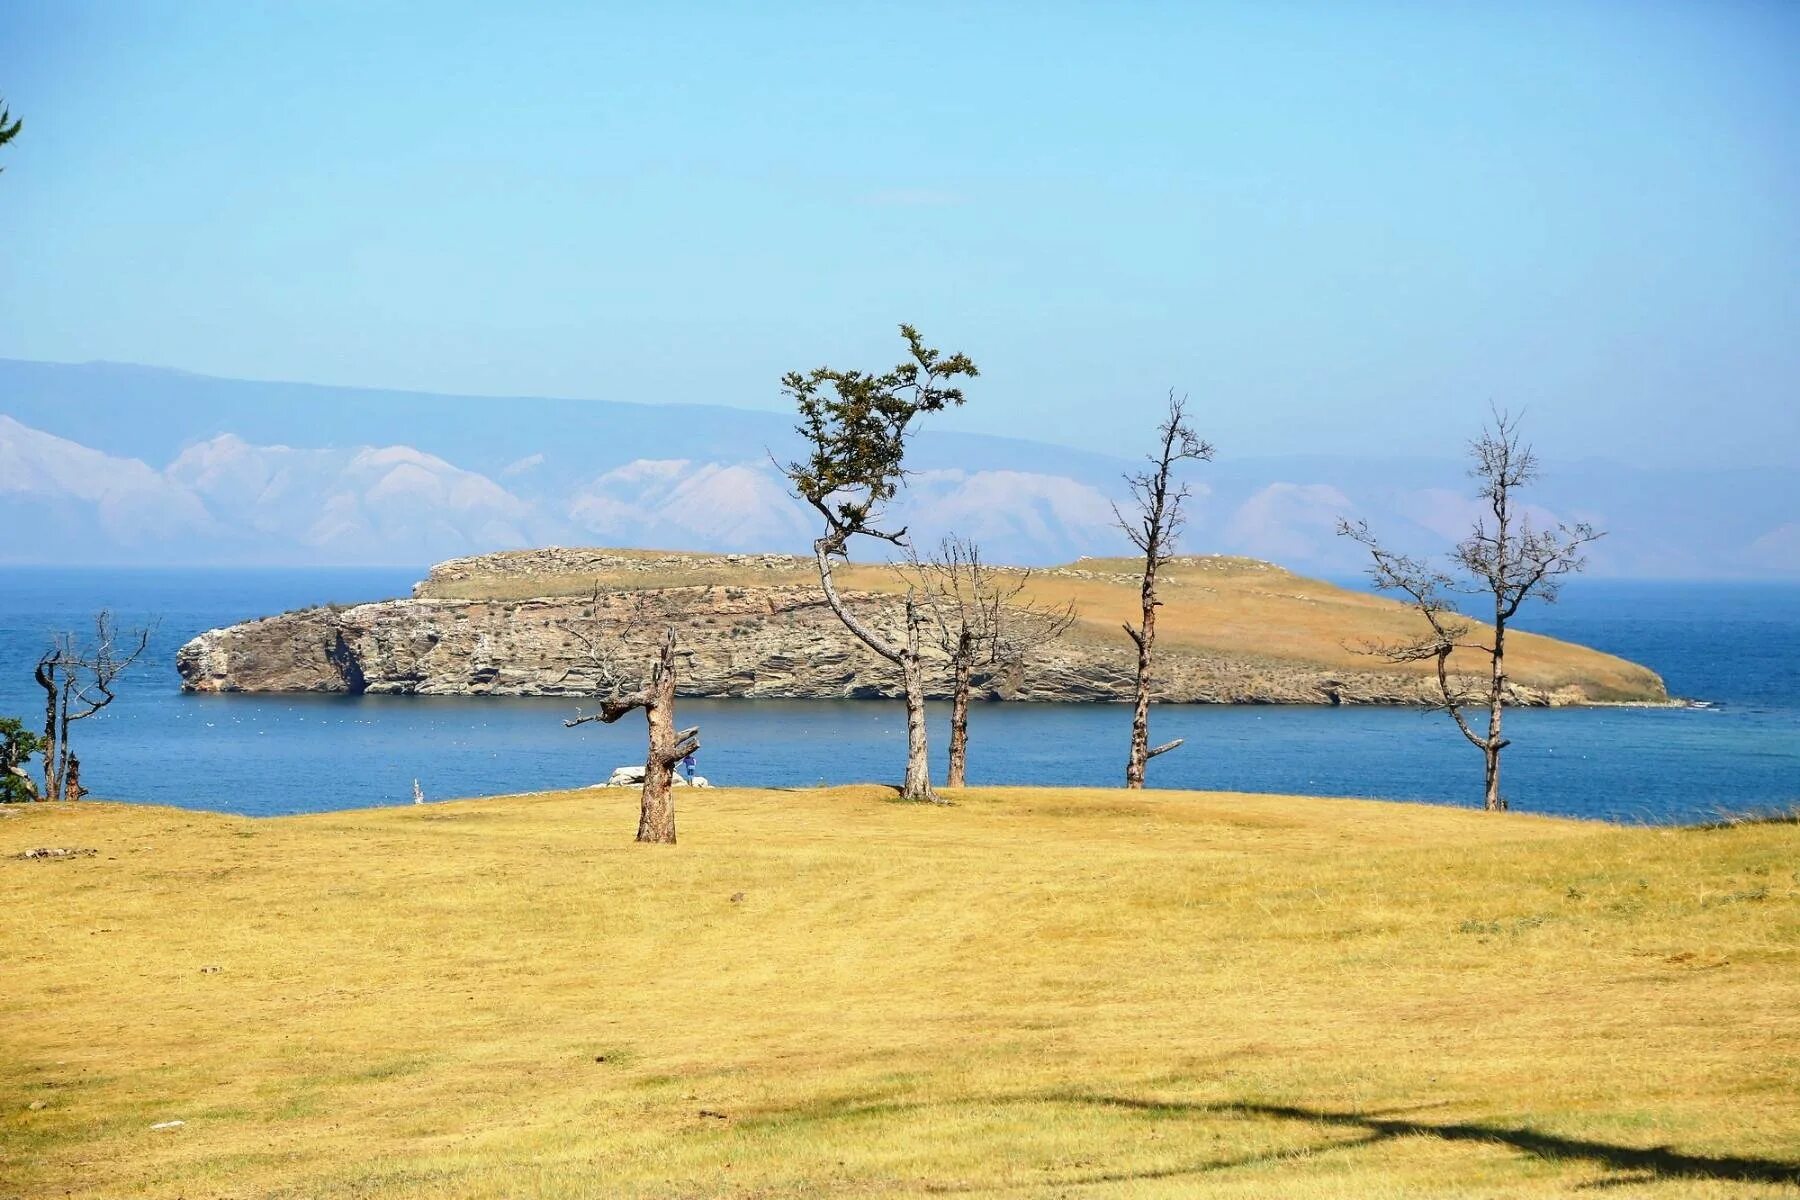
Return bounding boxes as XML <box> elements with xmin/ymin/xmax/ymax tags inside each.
<box><xmin>1</xmin><ymin>358</ymin><xmax>1794</xmax><ymax>577</ymax></box>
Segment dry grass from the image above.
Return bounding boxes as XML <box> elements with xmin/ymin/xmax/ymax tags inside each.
<box><xmin>418</xmin><ymin>550</ymin><xmax>1667</xmax><ymax>701</ymax></box>
<box><xmin>3</xmin><ymin>787</ymin><xmax>1793</xmax><ymax>1199</ymax></box>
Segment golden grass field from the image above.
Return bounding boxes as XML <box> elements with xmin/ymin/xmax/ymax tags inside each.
<box><xmin>419</xmin><ymin>550</ymin><xmax>1668</xmax><ymax>702</ymax></box>
<box><xmin>4</xmin><ymin>786</ymin><xmax>1795</xmax><ymax>1198</ymax></box>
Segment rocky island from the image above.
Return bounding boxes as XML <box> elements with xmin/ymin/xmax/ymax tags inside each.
<box><xmin>176</xmin><ymin>547</ymin><xmax>1669</xmax><ymax>706</ymax></box>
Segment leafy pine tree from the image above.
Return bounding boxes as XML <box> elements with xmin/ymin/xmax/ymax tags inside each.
<box><xmin>781</xmin><ymin>325</ymin><xmax>978</xmax><ymax>802</ymax></box>
<box><xmin>1</xmin><ymin>717</ymin><xmax>43</xmax><ymax>802</ymax></box>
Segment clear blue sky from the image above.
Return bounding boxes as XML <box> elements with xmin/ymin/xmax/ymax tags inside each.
<box><xmin>2</xmin><ymin>1</ymin><xmax>1795</xmax><ymax>467</ymax></box>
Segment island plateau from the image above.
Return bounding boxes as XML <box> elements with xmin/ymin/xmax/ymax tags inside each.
<box><xmin>175</xmin><ymin>548</ymin><xmax>1668</xmax><ymax>706</ymax></box>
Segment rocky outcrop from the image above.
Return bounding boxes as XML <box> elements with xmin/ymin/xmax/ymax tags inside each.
<box><xmin>176</xmin><ymin>581</ymin><xmax>1600</xmax><ymax>707</ymax></box>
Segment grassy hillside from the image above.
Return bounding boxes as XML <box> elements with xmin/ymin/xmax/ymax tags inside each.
<box><xmin>418</xmin><ymin>548</ymin><xmax>1669</xmax><ymax>702</ymax></box>
<box><xmin>4</xmin><ymin>788</ymin><xmax>1794</xmax><ymax>1197</ymax></box>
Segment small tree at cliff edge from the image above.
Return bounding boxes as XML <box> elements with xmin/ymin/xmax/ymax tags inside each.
<box><xmin>1338</xmin><ymin>409</ymin><xmax>1601</xmax><ymax>811</ymax></box>
<box><xmin>782</xmin><ymin>325</ymin><xmax>978</xmax><ymax>803</ymax></box>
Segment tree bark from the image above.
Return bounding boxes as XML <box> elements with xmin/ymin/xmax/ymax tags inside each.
<box><xmin>56</xmin><ymin>685</ymin><xmax>74</xmax><ymax>802</ymax></box>
<box><xmin>946</xmin><ymin>635</ymin><xmax>972</xmax><ymax>789</ymax></box>
<box><xmin>628</xmin><ymin>630</ymin><xmax>693</xmax><ymax>843</ymax></box>
<box><xmin>812</xmin><ymin>540</ymin><xmax>902</xmax><ymax>662</ymax></box>
<box><xmin>36</xmin><ymin>658</ymin><xmax>58</xmax><ymax>802</ymax></box>
<box><xmin>1125</xmin><ymin>556</ymin><xmax>1159</xmax><ymax>789</ymax></box>
<box><xmin>637</xmin><ymin>681</ymin><xmax>679</xmax><ymax>844</ymax></box>
<box><xmin>899</xmin><ymin>597</ymin><xmax>938</xmax><ymax>803</ymax></box>
<box><xmin>56</xmin><ymin>682</ymin><xmax>72</xmax><ymax>802</ymax></box>
<box><xmin>1485</xmin><ymin>611</ymin><xmax>1508</xmax><ymax>811</ymax></box>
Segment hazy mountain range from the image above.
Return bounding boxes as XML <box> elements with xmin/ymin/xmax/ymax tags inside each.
<box><xmin>1</xmin><ymin>358</ymin><xmax>1793</xmax><ymax>578</ymax></box>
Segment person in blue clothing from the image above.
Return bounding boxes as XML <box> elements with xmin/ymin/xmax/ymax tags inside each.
<box><xmin>682</xmin><ymin>752</ymin><xmax>696</xmax><ymax>782</ymax></box>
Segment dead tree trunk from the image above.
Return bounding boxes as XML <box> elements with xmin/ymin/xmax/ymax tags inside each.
<box><xmin>32</xmin><ymin>615</ymin><xmax>152</xmax><ymax>802</ymax></box>
<box><xmin>56</xmin><ymin>684</ymin><xmax>73</xmax><ymax>799</ymax></box>
<box><xmin>634</xmin><ymin>670</ymin><xmax>683</xmax><ymax>846</ymax></box>
<box><xmin>1117</xmin><ymin>393</ymin><xmax>1211</xmax><ymax>789</ymax></box>
<box><xmin>565</xmin><ymin>626</ymin><xmax>696</xmax><ymax>844</ymax></box>
<box><xmin>1484</xmin><ymin>612</ymin><xmax>1507</xmax><ymax>811</ymax></box>
<box><xmin>1124</xmin><ymin>556</ymin><xmax>1161</xmax><ymax>789</ymax></box>
<box><xmin>946</xmin><ymin>630</ymin><xmax>973</xmax><ymax>789</ymax></box>
<box><xmin>35</xmin><ymin>654</ymin><xmax>58</xmax><ymax>802</ymax></box>
<box><xmin>900</xmin><ymin>597</ymin><xmax>933</xmax><ymax>799</ymax></box>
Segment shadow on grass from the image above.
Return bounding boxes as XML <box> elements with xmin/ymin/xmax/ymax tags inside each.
<box><xmin>739</xmin><ymin>1090</ymin><xmax>1800</xmax><ymax>1189</ymax></box>
<box><xmin>1088</xmin><ymin>1095</ymin><xmax>1800</xmax><ymax>1188</ymax></box>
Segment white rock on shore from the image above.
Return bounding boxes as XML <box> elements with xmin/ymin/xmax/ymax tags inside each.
<box><xmin>602</xmin><ymin>765</ymin><xmax>710</xmax><ymax>788</ymax></box>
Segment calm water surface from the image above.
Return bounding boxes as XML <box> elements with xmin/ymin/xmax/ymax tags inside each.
<box><xmin>1</xmin><ymin>568</ymin><xmax>1795</xmax><ymax>823</ymax></box>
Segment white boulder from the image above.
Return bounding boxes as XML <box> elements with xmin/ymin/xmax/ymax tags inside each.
<box><xmin>601</xmin><ymin>765</ymin><xmax>711</xmax><ymax>788</ymax></box>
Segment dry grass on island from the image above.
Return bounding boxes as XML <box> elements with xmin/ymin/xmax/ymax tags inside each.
<box><xmin>419</xmin><ymin>548</ymin><xmax>1669</xmax><ymax>703</ymax></box>
<box><xmin>4</xmin><ymin>787</ymin><xmax>1795</xmax><ymax>1198</ymax></box>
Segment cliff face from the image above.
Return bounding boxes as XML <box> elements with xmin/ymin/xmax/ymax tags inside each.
<box><xmin>175</xmin><ymin>552</ymin><xmax>1655</xmax><ymax>706</ymax></box>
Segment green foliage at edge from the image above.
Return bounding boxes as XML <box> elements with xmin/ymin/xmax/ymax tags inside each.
<box><xmin>1</xmin><ymin>716</ymin><xmax>43</xmax><ymax>802</ymax></box>
<box><xmin>0</xmin><ymin>98</ymin><xmax>20</xmax><ymax>172</ymax></box>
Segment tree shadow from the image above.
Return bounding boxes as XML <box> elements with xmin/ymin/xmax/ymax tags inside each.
<box><xmin>736</xmin><ymin>1089</ymin><xmax>1800</xmax><ymax>1189</ymax></box>
<box><xmin>1066</xmin><ymin>1094</ymin><xmax>1800</xmax><ymax>1188</ymax></box>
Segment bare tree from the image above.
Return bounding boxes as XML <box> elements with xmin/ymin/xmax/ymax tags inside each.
<box><xmin>902</xmin><ymin>536</ymin><xmax>1076</xmax><ymax>787</ymax></box>
<box><xmin>1116</xmin><ymin>392</ymin><xmax>1214</xmax><ymax>789</ymax></box>
<box><xmin>561</xmin><ymin>588</ymin><xmax>697</xmax><ymax>843</ymax></box>
<box><xmin>33</xmin><ymin>611</ymin><xmax>153</xmax><ymax>802</ymax></box>
<box><xmin>1339</xmin><ymin>410</ymin><xmax>1602</xmax><ymax>811</ymax></box>
<box><xmin>782</xmin><ymin>325</ymin><xmax>978</xmax><ymax>803</ymax></box>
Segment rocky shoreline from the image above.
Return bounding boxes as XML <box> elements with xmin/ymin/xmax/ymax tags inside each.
<box><xmin>176</xmin><ymin>560</ymin><xmax>1647</xmax><ymax>707</ymax></box>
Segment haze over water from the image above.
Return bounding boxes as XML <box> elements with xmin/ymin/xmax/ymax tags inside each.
<box><xmin>2</xmin><ymin>568</ymin><xmax>1793</xmax><ymax>825</ymax></box>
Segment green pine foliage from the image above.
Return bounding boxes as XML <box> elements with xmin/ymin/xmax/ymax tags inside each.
<box><xmin>782</xmin><ymin>324</ymin><xmax>978</xmax><ymax>544</ymax></box>
<box><xmin>0</xmin><ymin>99</ymin><xmax>20</xmax><ymax>171</ymax></box>
<box><xmin>1</xmin><ymin>717</ymin><xmax>43</xmax><ymax>802</ymax></box>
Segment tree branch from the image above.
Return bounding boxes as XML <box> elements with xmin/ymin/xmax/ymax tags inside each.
<box><xmin>814</xmin><ymin>539</ymin><xmax>902</xmax><ymax>663</ymax></box>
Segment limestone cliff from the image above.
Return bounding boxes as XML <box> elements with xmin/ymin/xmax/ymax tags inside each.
<box><xmin>176</xmin><ymin>548</ymin><xmax>1669</xmax><ymax>706</ymax></box>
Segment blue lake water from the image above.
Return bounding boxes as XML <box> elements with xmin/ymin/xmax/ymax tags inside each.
<box><xmin>1</xmin><ymin>567</ymin><xmax>1795</xmax><ymax>824</ymax></box>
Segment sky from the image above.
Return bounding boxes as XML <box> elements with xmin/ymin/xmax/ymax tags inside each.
<box><xmin>1</xmin><ymin>1</ymin><xmax>1796</xmax><ymax>469</ymax></box>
